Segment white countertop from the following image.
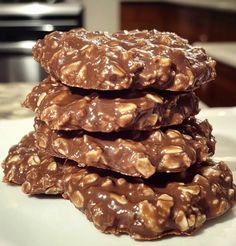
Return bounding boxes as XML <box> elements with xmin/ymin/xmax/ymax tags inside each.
<box><xmin>194</xmin><ymin>42</ymin><xmax>236</xmax><ymax>68</ymax></box>
<box><xmin>0</xmin><ymin>83</ymin><xmax>34</xmax><ymax>119</ymax></box>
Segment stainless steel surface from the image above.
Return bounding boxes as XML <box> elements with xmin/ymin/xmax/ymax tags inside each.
<box><xmin>0</xmin><ymin>0</ymin><xmax>83</xmax><ymax>83</ymax></box>
<box><xmin>0</xmin><ymin>2</ymin><xmax>83</xmax><ymax>17</ymax></box>
<box><xmin>0</xmin><ymin>41</ymin><xmax>35</xmax><ymax>54</ymax></box>
<box><xmin>0</xmin><ymin>19</ymin><xmax>79</xmax><ymax>28</ymax></box>
<box><xmin>0</xmin><ymin>55</ymin><xmax>46</xmax><ymax>82</ymax></box>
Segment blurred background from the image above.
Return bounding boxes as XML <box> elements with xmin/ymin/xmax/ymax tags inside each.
<box><xmin>0</xmin><ymin>0</ymin><xmax>236</xmax><ymax>119</ymax></box>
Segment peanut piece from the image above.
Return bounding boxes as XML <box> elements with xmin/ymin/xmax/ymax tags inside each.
<box><xmin>166</xmin><ymin>130</ymin><xmax>181</xmax><ymax>138</ymax></box>
<box><xmin>161</xmin><ymin>145</ymin><xmax>183</xmax><ymax>154</ymax></box>
<box><xmin>138</xmin><ymin>200</ymin><xmax>161</xmax><ymax>233</ymax></box>
<box><xmin>71</xmin><ymin>190</ymin><xmax>84</xmax><ymax>208</ymax></box>
<box><xmin>110</xmin><ymin>193</ymin><xmax>128</xmax><ymax>205</ymax></box>
<box><xmin>37</xmin><ymin>92</ymin><xmax>47</xmax><ymax>107</ymax></box>
<box><xmin>53</xmin><ymin>138</ymin><xmax>69</xmax><ymax>156</ymax></box>
<box><xmin>145</xmin><ymin>93</ymin><xmax>163</xmax><ymax>104</ymax></box>
<box><xmin>28</xmin><ymin>154</ymin><xmax>40</xmax><ymax>166</ymax></box>
<box><xmin>7</xmin><ymin>155</ymin><xmax>20</xmax><ymax>163</ymax></box>
<box><xmin>160</xmin><ymin>154</ymin><xmax>181</xmax><ymax>169</ymax></box>
<box><xmin>134</xmin><ymin>157</ymin><xmax>155</xmax><ymax>178</ymax></box>
<box><xmin>82</xmin><ymin>173</ymin><xmax>98</xmax><ymax>185</ymax></box>
<box><xmin>175</xmin><ymin>210</ymin><xmax>189</xmax><ymax>232</ymax></box>
<box><xmin>85</xmin><ymin>149</ymin><xmax>102</xmax><ymax>163</ymax></box>
<box><xmin>47</xmin><ymin>162</ymin><xmax>57</xmax><ymax>171</ymax></box>
<box><xmin>116</xmin><ymin>103</ymin><xmax>137</xmax><ymax>115</ymax></box>
<box><xmin>117</xmin><ymin>114</ymin><xmax>133</xmax><ymax>127</ymax></box>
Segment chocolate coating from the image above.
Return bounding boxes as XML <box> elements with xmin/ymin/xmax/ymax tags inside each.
<box><xmin>23</xmin><ymin>77</ymin><xmax>199</xmax><ymax>132</ymax></box>
<box><xmin>64</xmin><ymin>160</ymin><xmax>236</xmax><ymax>240</ymax></box>
<box><xmin>2</xmin><ymin>132</ymin><xmax>235</xmax><ymax>240</ymax></box>
<box><xmin>34</xmin><ymin>117</ymin><xmax>216</xmax><ymax>178</ymax></box>
<box><xmin>32</xmin><ymin>29</ymin><xmax>216</xmax><ymax>91</ymax></box>
<box><xmin>1</xmin><ymin>132</ymin><xmax>68</xmax><ymax>194</ymax></box>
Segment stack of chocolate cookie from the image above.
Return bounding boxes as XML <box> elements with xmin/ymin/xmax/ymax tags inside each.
<box><xmin>2</xmin><ymin>29</ymin><xmax>236</xmax><ymax>240</ymax></box>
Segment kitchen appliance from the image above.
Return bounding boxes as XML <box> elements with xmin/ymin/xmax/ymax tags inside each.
<box><xmin>0</xmin><ymin>0</ymin><xmax>83</xmax><ymax>82</ymax></box>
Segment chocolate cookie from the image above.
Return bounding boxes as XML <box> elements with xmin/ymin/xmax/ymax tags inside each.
<box><xmin>2</xmin><ymin>132</ymin><xmax>235</xmax><ymax>240</ymax></box>
<box><xmin>23</xmin><ymin>77</ymin><xmax>199</xmax><ymax>132</ymax></box>
<box><xmin>1</xmin><ymin>132</ymin><xmax>71</xmax><ymax>195</ymax></box>
<box><xmin>64</xmin><ymin>160</ymin><xmax>235</xmax><ymax>240</ymax></box>
<box><xmin>32</xmin><ymin>29</ymin><xmax>216</xmax><ymax>91</ymax></box>
<box><xmin>34</xmin><ymin>118</ymin><xmax>215</xmax><ymax>178</ymax></box>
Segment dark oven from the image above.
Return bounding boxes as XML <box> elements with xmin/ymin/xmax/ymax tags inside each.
<box><xmin>0</xmin><ymin>0</ymin><xmax>83</xmax><ymax>83</ymax></box>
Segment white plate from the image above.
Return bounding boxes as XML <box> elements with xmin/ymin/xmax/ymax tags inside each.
<box><xmin>0</xmin><ymin>108</ymin><xmax>236</xmax><ymax>246</ymax></box>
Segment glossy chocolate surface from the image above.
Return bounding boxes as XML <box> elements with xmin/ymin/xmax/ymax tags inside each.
<box><xmin>23</xmin><ymin>77</ymin><xmax>199</xmax><ymax>132</ymax></box>
<box><xmin>33</xmin><ymin>29</ymin><xmax>216</xmax><ymax>91</ymax></box>
<box><xmin>2</xmin><ymin>132</ymin><xmax>67</xmax><ymax>194</ymax></box>
<box><xmin>34</xmin><ymin>118</ymin><xmax>216</xmax><ymax>178</ymax></box>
